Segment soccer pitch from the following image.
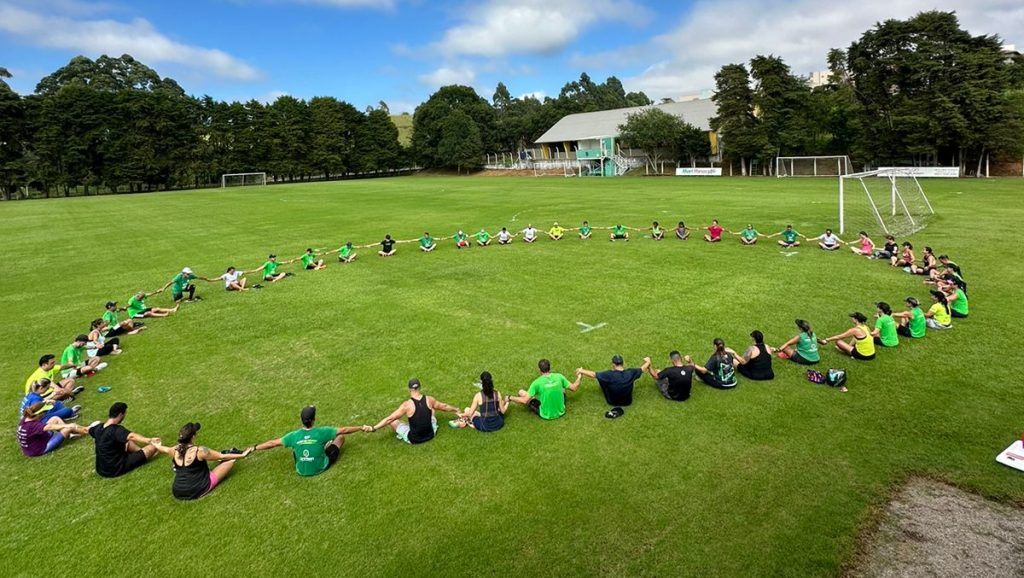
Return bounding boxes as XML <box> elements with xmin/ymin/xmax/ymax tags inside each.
<box><xmin>1</xmin><ymin>176</ymin><xmax>1019</xmax><ymax>576</ymax></box>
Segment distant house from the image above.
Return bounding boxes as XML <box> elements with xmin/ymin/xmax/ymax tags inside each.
<box><xmin>532</xmin><ymin>99</ymin><xmax>718</xmax><ymax>176</ymax></box>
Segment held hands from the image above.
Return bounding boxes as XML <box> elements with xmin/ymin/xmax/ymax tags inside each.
<box><xmin>361</xmin><ymin>425</ymin><xmax>374</xmax><ymax>433</ymax></box>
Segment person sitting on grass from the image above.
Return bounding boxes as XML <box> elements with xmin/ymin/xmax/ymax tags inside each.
<box><xmin>216</xmin><ymin>266</ymin><xmax>251</xmax><ymax>291</ymax></box>
<box><xmin>158</xmin><ymin>267</ymin><xmax>204</xmax><ymax>303</ymax></box>
<box><xmin>521</xmin><ymin>224</ymin><xmax>538</xmax><ymax>243</ymax></box>
<box><xmin>299</xmin><ymin>248</ymin><xmax>326</xmax><ymax>271</ymax></box>
<box><xmin>850</xmin><ymin>231</ymin><xmax>876</xmax><ymax>257</ymax></box>
<box><xmin>419</xmin><ymin>232</ymin><xmax>436</xmax><ymax>252</ymax></box>
<box><xmin>366</xmin><ymin>379</ymin><xmax>461</xmax><ymax>444</ymax></box>
<box><xmin>60</xmin><ymin>334</ymin><xmax>107</xmax><ymax>379</ymax></box>
<box><xmin>261</xmin><ymin>254</ymin><xmax>293</xmax><ymax>283</ymax></box>
<box><xmin>814</xmin><ymin>229</ymin><xmax>844</xmax><ymax>250</ymax></box>
<box><xmin>454</xmin><ymin>229</ymin><xmax>471</xmax><ymax>248</ymax></box>
<box><xmin>609</xmin><ymin>224</ymin><xmax>629</xmax><ymax>241</ymax></box>
<box><xmin>253</xmin><ymin>406</ymin><xmax>366</xmax><ymax>476</ymax></box>
<box><xmin>24</xmin><ymin>354</ymin><xmax>82</xmax><ymax>399</ymax></box>
<box><xmin>644</xmin><ymin>351</ymin><xmax>695</xmax><ymax>401</ymax></box>
<box><xmin>772</xmin><ymin>225</ymin><xmax>803</xmax><ymax>248</ymax></box>
<box><xmin>776</xmin><ymin>319</ymin><xmax>820</xmax><ymax>365</ymax></box>
<box><xmin>733</xmin><ymin>223</ymin><xmax>759</xmax><ymax>245</ymax></box>
<box><xmin>509</xmin><ymin>359</ymin><xmax>581</xmax><ymax>420</ymax></box>
<box><xmin>450</xmin><ymin>371</ymin><xmax>508</xmax><ymax>432</ymax></box>
<box><xmin>476</xmin><ymin>228</ymin><xmax>492</xmax><ymax>246</ymax></box>
<box><xmin>929</xmin><ymin>255</ymin><xmax>963</xmax><ymax>285</ymax></box>
<box><xmin>703</xmin><ymin>219</ymin><xmax>724</xmax><ymax>243</ymax></box>
<box><xmin>337</xmin><ymin>241</ymin><xmax>357</xmax><ymax>263</ymax></box>
<box><xmin>941</xmin><ymin>278</ymin><xmax>968</xmax><ymax>318</ymax></box>
<box><xmin>736</xmin><ymin>330</ymin><xmax>774</xmax><ymax>380</ymax></box>
<box><xmin>17</xmin><ymin>402</ymin><xmax>92</xmax><ymax>458</ymax></box>
<box><xmin>578</xmin><ymin>221</ymin><xmax>592</xmax><ymax>239</ymax></box>
<box><xmin>910</xmin><ymin>246</ymin><xmax>937</xmax><ymax>276</ymax></box>
<box><xmin>379</xmin><ymin>234</ymin><xmax>396</xmax><ymax>257</ymax></box>
<box><xmin>874</xmin><ymin>235</ymin><xmax>898</xmax><ymax>260</ymax></box>
<box><xmin>89</xmin><ymin>402</ymin><xmax>162</xmax><ymax>478</ymax></box>
<box><xmin>20</xmin><ymin>379</ymin><xmax>80</xmax><ymax>422</ymax></box>
<box><xmin>547</xmin><ymin>222</ymin><xmax>565</xmax><ymax>240</ymax></box>
<box><xmin>127</xmin><ymin>290</ymin><xmax>177</xmax><ymax>319</ymax></box>
<box><xmin>576</xmin><ymin>355</ymin><xmax>650</xmax><ymax>408</ymax></box>
<box><xmin>871</xmin><ymin>302</ymin><xmax>900</xmax><ymax>348</ymax></box>
<box><xmin>675</xmin><ymin>221</ymin><xmax>690</xmax><ymax>240</ymax></box>
<box><xmin>87</xmin><ymin>319</ymin><xmax>122</xmax><ymax>358</ymax></box>
<box><xmin>102</xmin><ymin>301</ymin><xmax>145</xmax><ymax>337</ymax></box>
<box><xmin>893</xmin><ymin>297</ymin><xmax>927</xmax><ymax>339</ymax></box>
<box><xmin>891</xmin><ymin>242</ymin><xmax>914</xmax><ymax>268</ymax></box>
<box><xmin>152</xmin><ymin>422</ymin><xmax>252</xmax><ymax>501</ymax></box>
<box><xmin>651</xmin><ymin>221</ymin><xmax>664</xmax><ymax>240</ymax></box>
<box><xmin>497</xmin><ymin>227</ymin><xmax>515</xmax><ymax>244</ymax></box>
<box><xmin>819</xmin><ymin>312</ymin><xmax>875</xmax><ymax>360</ymax></box>
<box><xmin>692</xmin><ymin>338</ymin><xmax>739</xmax><ymax>389</ymax></box>
<box><xmin>924</xmin><ymin>289</ymin><xmax>952</xmax><ymax>330</ymax></box>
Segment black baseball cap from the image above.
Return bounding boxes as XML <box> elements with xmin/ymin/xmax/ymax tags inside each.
<box><xmin>408</xmin><ymin>378</ymin><xmax>421</xmax><ymax>389</ymax></box>
<box><xmin>300</xmin><ymin>405</ymin><xmax>316</xmax><ymax>425</ymax></box>
<box><xmin>105</xmin><ymin>301</ymin><xmax>117</xmax><ymax>308</ymax></box>
<box><xmin>611</xmin><ymin>355</ymin><xmax>624</xmax><ymax>365</ymax></box>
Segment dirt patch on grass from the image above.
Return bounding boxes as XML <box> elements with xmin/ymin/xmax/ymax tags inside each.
<box><xmin>849</xmin><ymin>478</ymin><xmax>1024</xmax><ymax>578</ymax></box>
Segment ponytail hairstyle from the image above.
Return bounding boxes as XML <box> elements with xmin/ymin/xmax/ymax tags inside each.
<box><xmin>176</xmin><ymin>422</ymin><xmax>200</xmax><ymax>460</ymax></box>
<box><xmin>930</xmin><ymin>289</ymin><xmax>950</xmax><ymax>315</ymax></box>
<box><xmin>923</xmin><ymin>246</ymin><xmax>933</xmax><ymax>256</ymax></box>
<box><xmin>713</xmin><ymin>337</ymin><xmax>726</xmax><ymax>358</ymax></box>
<box><xmin>796</xmin><ymin>319</ymin><xmax>812</xmax><ymax>335</ymax></box>
<box><xmin>479</xmin><ymin>371</ymin><xmax>495</xmax><ymax>400</ymax></box>
<box><xmin>90</xmin><ymin>318</ymin><xmax>104</xmax><ymax>330</ymax></box>
<box><xmin>850</xmin><ymin>312</ymin><xmax>868</xmax><ymax>324</ymax></box>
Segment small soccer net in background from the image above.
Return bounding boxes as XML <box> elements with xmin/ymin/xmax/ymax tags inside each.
<box><xmin>838</xmin><ymin>169</ymin><xmax>935</xmax><ymax>237</ymax></box>
<box><xmin>776</xmin><ymin>156</ymin><xmax>851</xmax><ymax>177</ymax></box>
<box><xmin>221</xmin><ymin>172</ymin><xmax>267</xmax><ymax>188</ymax></box>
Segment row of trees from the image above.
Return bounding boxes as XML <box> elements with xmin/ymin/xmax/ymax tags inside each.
<box><xmin>708</xmin><ymin>11</ymin><xmax>1024</xmax><ymax>175</ymax></box>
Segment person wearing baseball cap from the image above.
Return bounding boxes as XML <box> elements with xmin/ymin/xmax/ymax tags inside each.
<box><xmin>251</xmin><ymin>406</ymin><xmax>366</xmax><ymax>476</ymax></box>
<box><xmin>260</xmin><ymin>254</ymin><xmax>294</xmax><ymax>283</ymax></box>
<box><xmin>157</xmin><ymin>266</ymin><xmax>210</xmax><ymax>303</ymax></box>
<box><xmin>101</xmin><ymin>300</ymin><xmax>146</xmax><ymax>338</ymax></box>
<box><xmin>575</xmin><ymin>354</ymin><xmax>650</xmax><ymax>408</ymax></box>
<box><xmin>59</xmin><ymin>334</ymin><xmax>107</xmax><ymax>379</ymax></box>
<box><xmin>125</xmin><ymin>290</ymin><xmax>177</xmax><ymax>320</ymax></box>
<box><xmin>365</xmin><ymin>379</ymin><xmax>461</xmax><ymax>444</ymax></box>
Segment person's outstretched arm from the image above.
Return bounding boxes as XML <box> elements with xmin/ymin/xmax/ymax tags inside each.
<box><xmin>428</xmin><ymin>397</ymin><xmax>460</xmax><ymax>414</ymax></box>
<box><xmin>336</xmin><ymin>426</ymin><xmax>364</xmax><ymax>435</ymax></box>
<box><xmin>253</xmin><ymin>438</ymin><xmax>284</xmax><ymax>451</ymax></box>
<box><xmin>567</xmin><ymin>375</ymin><xmax>582</xmax><ymax>392</ymax></box>
<box><xmin>820</xmin><ymin>328</ymin><xmax>855</xmax><ymax>344</ymax></box>
<box><xmin>576</xmin><ymin>368</ymin><xmax>597</xmax><ymax>379</ymax></box>
<box><xmin>200</xmin><ymin>446</ymin><xmax>253</xmax><ymax>461</ymax></box>
<box><xmin>370</xmin><ymin>405</ymin><xmax>408</xmax><ymax>431</ymax></box>
<box><xmin>643</xmin><ymin>357</ymin><xmax>660</xmax><ymax>380</ymax></box>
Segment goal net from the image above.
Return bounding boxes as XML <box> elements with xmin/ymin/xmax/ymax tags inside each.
<box><xmin>221</xmin><ymin>172</ymin><xmax>267</xmax><ymax>188</ymax></box>
<box><xmin>838</xmin><ymin>169</ymin><xmax>935</xmax><ymax>237</ymax></box>
<box><xmin>776</xmin><ymin>156</ymin><xmax>851</xmax><ymax>177</ymax></box>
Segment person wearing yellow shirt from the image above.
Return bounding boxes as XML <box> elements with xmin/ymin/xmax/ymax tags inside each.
<box><xmin>819</xmin><ymin>312</ymin><xmax>876</xmax><ymax>360</ymax></box>
<box><xmin>547</xmin><ymin>222</ymin><xmax>565</xmax><ymax>240</ymax></box>
<box><xmin>24</xmin><ymin>354</ymin><xmax>83</xmax><ymax>399</ymax></box>
<box><xmin>924</xmin><ymin>289</ymin><xmax>953</xmax><ymax>330</ymax></box>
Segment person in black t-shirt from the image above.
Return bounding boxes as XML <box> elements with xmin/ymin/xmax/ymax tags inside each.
<box><xmin>644</xmin><ymin>351</ymin><xmax>695</xmax><ymax>401</ymax></box>
<box><xmin>576</xmin><ymin>355</ymin><xmax>650</xmax><ymax>406</ymax></box>
<box><xmin>736</xmin><ymin>330</ymin><xmax>775</xmax><ymax>381</ymax></box>
<box><xmin>378</xmin><ymin>234</ymin><xmax>396</xmax><ymax>257</ymax></box>
<box><xmin>89</xmin><ymin>402</ymin><xmax>161</xmax><ymax>478</ymax></box>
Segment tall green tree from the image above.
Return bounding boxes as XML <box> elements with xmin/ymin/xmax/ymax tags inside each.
<box><xmin>309</xmin><ymin>96</ymin><xmax>362</xmax><ymax>178</ymax></box>
<box><xmin>436</xmin><ymin>110</ymin><xmax>483</xmax><ymax>172</ymax></box>
<box><xmin>710</xmin><ymin>63</ymin><xmax>765</xmax><ymax>175</ymax></box>
<box><xmin>412</xmin><ymin>85</ymin><xmax>494</xmax><ymax>167</ymax></box>
<box><xmin>618</xmin><ymin>108</ymin><xmax>684</xmax><ymax>173</ymax></box>
<box><xmin>265</xmin><ymin>95</ymin><xmax>312</xmax><ymax>180</ymax></box>
<box><xmin>749</xmin><ymin>55</ymin><xmax>814</xmax><ymax>163</ymax></box>
<box><xmin>0</xmin><ymin>67</ymin><xmax>28</xmax><ymax>199</ymax></box>
<box><xmin>355</xmin><ymin>107</ymin><xmax>403</xmax><ymax>172</ymax></box>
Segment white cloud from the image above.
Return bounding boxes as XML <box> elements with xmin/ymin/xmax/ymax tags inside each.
<box><xmin>0</xmin><ymin>3</ymin><xmax>262</xmax><ymax>81</ymax></box>
<box><xmin>617</xmin><ymin>0</ymin><xmax>1024</xmax><ymax>100</ymax></box>
<box><xmin>417</xmin><ymin>65</ymin><xmax>476</xmax><ymax>88</ymax></box>
<box><xmin>434</xmin><ymin>0</ymin><xmax>649</xmax><ymax>58</ymax></box>
<box><xmin>519</xmin><ymin>90</ymin><xmax>545</xmax><ymax>100</ymax></box>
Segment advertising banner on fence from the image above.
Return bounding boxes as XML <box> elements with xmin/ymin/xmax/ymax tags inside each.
<box><xmin>877</xmin><ymin>167</ymin><xmax>960</xmax><ymax>178</ymax></box>
<box><xmin>675</xmin><ymin>167</ymin><xmax>723</xmax><ymax>176</ymax></box>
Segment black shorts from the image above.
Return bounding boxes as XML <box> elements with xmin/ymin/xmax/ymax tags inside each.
<box><xmin>105</xmin><ymin>326</ymin><xmax>128</xmax><ymax>338</ymax></box>
<box><xmin>851</xmin><ymin>348</ymin><xmax>875</xmax><ymax>360</ymax></box>
<box><xmin>613</xmin><ymin>234</ymin><xmax>627</xmax><ymax>239</ymax></box>
<box><xmin>527</xmin><ymin>398</ymin><xmax>542</xmax><ymax>415</ymax></box>
<box><xmin>896</xmin><ymin>325</ymin><xmax>912</xmax><ymax>337</ymax></box>
<box><xmin>951</xmin><ymin>311</ymin><xmax>967</xmax><ymax>319</ymax></box>
<box><xmin>790</xmin><ymin>352</ymin><xmax>817</xmax><ymax>365</ymax></box>
<box><xmin>325</xmin><ymin>443</ymin><xmax>340</xmax><ymax>466</ymax></box>
<box><xmin>305</xmin><ymin>264</ymin><xmax>316</xmax><ymax>270</ymax></box>
<box><xmin>103</xmin><ymin>449</ymin><xmax>148</xmax><ymax>478</ymax></box>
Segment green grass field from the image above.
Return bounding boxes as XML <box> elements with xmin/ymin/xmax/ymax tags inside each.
<box><xmin>0</xmin><ymin>176</ymin><xmax>1020</xmax><ymax>577</ymax></box>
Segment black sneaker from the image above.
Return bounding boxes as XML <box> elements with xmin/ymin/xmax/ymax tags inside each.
<box><xmin>70</xmin><ymin>385</ymin><xmax>86</xmax><ymax>396</ymax></box>
<box><xmin>68</xmin><ymin>405</ymin><xmax>83</xmax><ymax>420</ymax></box>
<box><xmin>221</xmin><ymin>447</ymin><xmax>243</xmax><ymax>455</ymax></box>
<box><xmin>253</xmin><ymin>284</ymin><xmax>263</xmax><ymax>289</ymax></box>
<box><xmin>285</xmin><ymin>272</ymin><xmax>295</xmax><ymax>277</ymax></box>
<box><xmin>604</xmin><ymin>407</ymin><xmax>625</xmax><ymax>419</ymax></box>
<box><xmin>193</xmin><ymin>295</ymin><xmax>203</xmax><ymax>301</ymax></box>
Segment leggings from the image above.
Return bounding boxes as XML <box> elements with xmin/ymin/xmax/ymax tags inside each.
<box><xmin>95</xmin><ymin>337</ymin><xmax>120</xmax><ymax>356</ymax></box>
<box><xmin>105</xmin><ymin>325</ymin><xmax>128</xmax><ymax>338</ymax></box>
<box><xmin>44</xmin><ymin>432</ymin><xmax>66</xmax><ymax>454</ymax></box>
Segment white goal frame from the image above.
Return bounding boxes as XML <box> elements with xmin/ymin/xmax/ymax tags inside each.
<box><xmin>776</xmin><ymin>155</ymin><xmax>851</xmax><ymax>177</ymax></box>
<box><xmin>221</xmin><ymin>172</ymin><xmax>267</xmax><ymax>188</ymax></box>
<box><xmin>838</xmin><ymin>169</ymin><xmax>935</xmax><ymax>235</ymax></box>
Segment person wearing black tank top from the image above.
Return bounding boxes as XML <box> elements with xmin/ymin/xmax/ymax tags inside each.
<box><xmin>736</xmin><ymin>330</ymin><xmax>775</xmax><ymax>381</ymax></box>
<box><xmin>450</xmin><ymin>371</ymin><xmax>509</xmax><ymax>432</ymax></box>
<box><xmin>152</xmin><ymin>422</ymin><xmax>252</xmax><ymax>500</ymax></box>
<box><xmin>366</xmin><ymin>378</ymin><xmax>460</xmax><ymax>444</ymax></box>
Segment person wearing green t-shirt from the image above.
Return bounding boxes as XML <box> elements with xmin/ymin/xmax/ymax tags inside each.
<box><xmin>337</xmin><ymin>241</ymin><xmax>357</xmax><ymax>263</ymax></box>
<box><xmin>609</xmin><ymin>224</ymin><xmax>629</xmax><ymax>241</ymax></box>
<box><xmin>776</xmin><ymin>319</ymin><xmax>820</xmax><ymax>365</ymax></box>
<box><xmin>871</xmin><ymin>302</ymin><xmax>900</xmax><ymax>347</ymax></box>
<box><xmin>126</xmin><ymin>291</ymin><xmax>177</xmax><ymax>319</ymax></box>
<box><xmin>475</xmin><ymin>229</ymin><xmax>492</xmax><ymax>246</ymax></box>
<box><xmin>298</xmin><ymin>248</ymin><xmax>326</xmax><ymax>271</ymax></box>
<box><xmin>771</xmin><ymin>225</ymin><xmax>803</xmax><ymax>247</ymax></box>
<box><xmin>101</xmin><ymin>301</ymin><xmax>146</xmax><ymax>337</ymax></box>
<box><xmin>651</xmin><ymin>221</ymin><xmax>664</xmax><ymax>240</ymax></box>
<box><xmin>158</xmin><ymin>267</ymin><xmax>209</xmax><ymax>303</ymax></box>
<box><xmin>894</xmin><ymin>297</ymin><xmax>927</xmax><ymax>338</ymax></box>
<box><xmin>453</xmin><ymin>230</ymin><xmax>470</xmax><ymax>249</ymax></box>
<box><xmin>509</xmin><ymin>359</ymin><xmax>581</xmax><ymax>420</ymax></box>
<box><xmin>419</xmin><ymin>232</ymin><xmax>436</xmax><ymax>252</ymax></box>
<box><xmin>578</xmin><ymin>221</ymin><xmax>592</xmax><ymax>239</ymax></box>
<box><xmin>60</xmin><ymin>334</ymin><xmax>106</xmax><ymax>379</ymax></box>
<box><xmin>253</xmin><ymin>406</ymin><xmax>366</xmax><ymax>476</ymax></box>
<box><xmin>547</xmin><ymin>222</ymin><xmax>565</xmax><ymax>240</ymax></box>
<box><xmin>733</xmin><ymin>224</ymin><xmax>759</xmax><ymax>245</ymax></box>
<box><xmin>261</xmin><ymin>254</ymin><xmax>293</xmax><ymax>282</ymax></box>
<box><xmin>941</xmin><ymin>282</ymin><xmax>969</xmax><ymax>318</ymax></box>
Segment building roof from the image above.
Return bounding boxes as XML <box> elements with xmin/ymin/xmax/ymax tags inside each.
<box><xmin>534</xmin><ymin>98</ymin><xmax>717</xmax><ymax>144</ymax></box>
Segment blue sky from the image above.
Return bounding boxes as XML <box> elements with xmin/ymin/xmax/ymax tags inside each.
<box><xmin>1</xmin><ymin>0</ymin><xmax>1020</xmax><ymax>112</ymax></box>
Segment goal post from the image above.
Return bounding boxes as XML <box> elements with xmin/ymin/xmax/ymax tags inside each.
<box><xmin>221</xmin><ymin>172</ymin><xmax>267</xmax><ymax>188</ymax></box>
<box><xmin>776</xmin><ymin>155</ymin><xmax>851</xmax><ymax>177</ymax></box>
<box><xmin>838</xmin><ymin>169</ymin><xmax>935</xmax><ymax>236</ymax></box>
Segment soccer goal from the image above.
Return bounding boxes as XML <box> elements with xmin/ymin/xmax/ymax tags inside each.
<box><xmin>221</xmin><ymin>172</ymin><xmax>267</xmax><ymax>188</ymax></box>
<box><xmin>776</xmin><ymin>156</ymin><xmax>851</xmax><ymax>177</ymax></box>
<box><xmin>838</xmin><ymin>169</ymin><xmax>935</xmax><ymax>236</ymax></box>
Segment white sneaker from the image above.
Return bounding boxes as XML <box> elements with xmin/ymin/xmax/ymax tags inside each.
<box><xmin>96</xmin><ymin>362</ymin><xmax>109</xmax><ymax>371</ymax></box>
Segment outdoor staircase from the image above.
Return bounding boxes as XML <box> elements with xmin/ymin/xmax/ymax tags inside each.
<box><xmin>612</xmin><ymin>154</ymin><xmax>631</xmax><ymax>176</ymax></box>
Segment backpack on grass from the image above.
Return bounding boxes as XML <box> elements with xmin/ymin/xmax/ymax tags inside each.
<box><xmin>826</xmin><ymin>368</ymin><xmax>847</xmax><ymax>388</ymax></box>
<box><xmin>806</xmin><ymin>370</ymin><xmax>825</xmax><ymax>384</ymax></box>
